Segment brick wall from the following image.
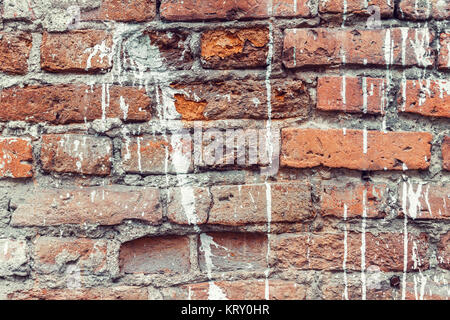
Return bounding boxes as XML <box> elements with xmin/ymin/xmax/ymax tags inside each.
<box><xmin>0</xmin><ymin>0</ymin><xmax>448</xmax><ymax>300</ymax></box>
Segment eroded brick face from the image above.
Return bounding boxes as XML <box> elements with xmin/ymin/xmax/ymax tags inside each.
<box><xmin>2</xmin><ymin>0</ymin><xmax>449</xmax><ymax>302</ymax></box>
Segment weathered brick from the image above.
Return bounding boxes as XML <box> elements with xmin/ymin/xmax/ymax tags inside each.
<box><xmin>41</xmin><ymin>134</ymin><xmax>112</xmax><ymax>175</ymax></box>
<box><xmin>320</xmin><ymin>182</ymin><xmax>388</xmax><ymax>218</ymax></box>
<box><xmin>398</xmin><ymin>0</ymin><xmax>450</xmax><ymax>20</ymax></box>
<box><xmin>41</xmin><ymin>30</ymin><xmax>113</xmax><ymax>73</ymax></box>
<box><xmin>0</xmin><ymin>239</ymin><xmax>27</xmax><ymax>277</ymax></box>
<box><xmin>443</xmin><ymin>136</ymin><xmax>450</xmax><ymax>171</ymax></box>
<box><xmin>281</xmin><ymin>128</ymin><xmax>432</xmax><ymax>171</ymax></box>
<box><xmin>398</xmin><ymin>79</ymin><xmax>450</xmax><ymax>118</ymax></box>
<box><xmin>399</xmin><ymin>183</ymin><xmax>449</xmax><ymax>220</ymax></box>
<box><xmin>121</xmin><ymin>135</ymin><xmax>193</xmax><ymax>174</ymax></box>
<box><xmin>208</xmin><ymin>183</ymin><xmax>314</xmax><ymax>226</ymax></box>
<box><xmin>82</xmin><ymin>0</ymin><xmax>156</xmax><ymax>22</ymax></box>
<box><xmin>160</xmin><ymin>0</ymin><xmax>313</xmax><ymax>21</ymax></box>
<box><xmin>317</xmin><ymin>76</ymin><xmax>387</xmax><ymax>114</ymax></box>
<box><xmin>10</xmin><ymin>186</ymin><xmax>162</xmax><ymax>227</ymax></box>
<box><xmin>8</xmin><ymin>287</ymin><xmax>148</xmax><ymax>300</ymax></box>
<box><xmin>0</xmin><ymin>32</ymin><xmax>32</xmax><ymax>75</ymax></box>
<box><xmin>166</xmin><ymin>187</ymin><xmax>210</xmax><ymax>225</ymax></box>
<box><xmin>172</xmin><ymin>80</ymin><xmax>310</xmax><ymax>120</ymax></box>
<box><xmin>119</xmin><ymin>236</ymin><xmax>190</xmax><ymax>274</ymax></box>
<box><xmin>319</xmin><ymin>0</ymin><xmax>394</xmax><ymax>16</ymax></box>
<box><xmin>272</xmin><ymin>232</ymin><xmax>429</xmax><ymax>271</ymax></box>
<box><xmin>174</xmin><ymin>280</ymin><xmax>306</xmax><ymax>300</ymax></box>
<box><xmin>438</xmin><ymin>33</ymin><xmax>450</xmax><ymax>70</ymax></box>
<box><xmin>198</xmin><ymin>233</ymin><xmax>268</xmax><ymax>272</ymax></box>
<box><xmin>123</xmin><ymin>29</ymin><xmax>194</xmax><ymax>71</ymax></box>
<box><xmin>201</xmin><ymin>28</ymin><xmax>269</xmax><ymax>69</ymax></box>
<box><xmin>0</xmin><ymin>85</ymin><xmax>151</xmax><ymax>124</ymax></box>
<box><xmin>34</xmin><ymin>237</ymin><xmax>107</xmax><ymax>274</ymax></box>
<box><xmin>438</xmin><ymin>232</ymin><xmax>449</xmax><ymax>270</ymax></box>
<box><xmin>0</xmin><ymin>138</ymin><xmax>33</xmax><ymax>178</ymax></box>
<box><xmin>283</xmin><ymin>28</ymin><xmax>434</xmax><ymax>68</ymax></box>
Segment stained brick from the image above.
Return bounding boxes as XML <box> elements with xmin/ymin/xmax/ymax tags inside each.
<box><xmin>160</xmin><ymin>0</ymin><xmax>313</xmax><ymax>21</ymax></box>
<box><xmin>41</xmin><ymin>134</ymin><xmax>112</xmax><ymax>175</ymax></box>
<box><xmin>8</xmin><ymin>287</ymin><xmax>148</xmax><ymax>300</ymax></box>
<box><xmin>320</xmin><ymin>182</ymin><xmax>388</xmax><ymax>218</ymax></box>
<box><xmin>41</xmin><ymin>30</ymin><xmax>113</xmax><ymax>73</ymax></box>
<box><xmin>201</xmin><ymin>28</ymin><xmax>269</xmax><ymax>69</ymax></box>
<box><xmin>281</xmin><ymin>128</ymin><xmax>432</xmax><ymax>171</ymax></box>
<box><xmin>119</xmin><ymin>236</ymin><xmax>190</xmax><ymax>274</ymax></box>
<box><xmin>0</xmin><ymin>85</ymin><xmax>151</xmax><ymax>124</ymax></box>
<box><xmin>172</xmin><ymin>80</ymin><xmax>310</xmax><ymax>120</ymax></box>
<box><xmin>10</xmin><ymin>186</ymin><xmax>162</xmax><ymax>227</ymax></box>
<box><xmin>0</xmin><ymin>32</ymin><xmax>32</xmax><ymax>75</ymax></box>
<box><xmin>0</xmin><ymin>138</ymin><xmax>33</xmax><ymax>178</ymax></box>
<box><xmin>34</xmin><ymin>237</ymin><xmax>107</xmax><ymax>274</ymax></box>
<box><xmin>198</xmin><ymin>233</ymin><xmax>268</xmax><ymax>272</ymax></box>
<box><xmin>283</xmin><ymin>28</ymin><xmax>434</xmax><ymax>68</ymax></box>
<box><xmin>399</xmin><ymin>183</ymin><xmax>449</xmax><ymax>220</ymax></box>
<box><xmin>317</xmin><ymin>76</ymin><xmax>387</xmax><ymax>114</ymax></box>
<box><xmin>398</xmin><ymin>79</ymin><xmax>450</xmax><ymax>118</ymax></box>
<box><xmin>272</xmin><ymin>232</ymin><xmax>429</xmax><ymax>271</ymax></box>
<box><xmin>208</xmin><ymin>183</ymin><xmax>314</xmax><ymax>226</ymax></box>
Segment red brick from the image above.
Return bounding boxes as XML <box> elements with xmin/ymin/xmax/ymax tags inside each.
<box><xmin>34</xmin><ymin>237</ymin><xmax>107</xmax><ymax>274</ymax></box>
<box><xmin>208</xmin><ymin>183</ymin><xmax>314</xmax><ymax>226</ymax></box>
<box><xmin>160</xmin><ymin>0</ymin><xmax>313</xmax><ymax>21</ymax></box>
<box><xmin>123</xmin><ymin>29</ymin><xmax>194</xmax><ymax>71</ymax></box>
<box><xmin>398</xmin><ymin>0</ymin><xmax>450</xmax><ymax>20</ymax></box>
<box><xmin>0</xmin><ymin>85</ymin><xmax>151</xmax><ymax>124</ymax></box>
<box><xmin>438</xmin><ymin>232</ymin><xmax>449</xmax><ymax>270</ymax></box>
<box><xmin>41</xmin><ymin>30</ymin><xmax>113</xmax><ymax>73</ymax></box>
<box><xmin>0</xmin><ymin>239</ymin><xmax>27</xmax><ymax>277</ymax></box>
<box><xmin>319</xmin><ymin>0</ymin><xmax>394</xmax><ymax>16</ymax></box>
<box><xmin>320</xmin><ymin>182</ymin><xmax>388</xmax><ymax>218</ymax></box>
<box><xmin>272</xmin><ymin>232</ymin><xmax>429</xmax><ymax>271</ymax></box>
<box><xmin>201</xmin><ymin>28</ymin><xmax>269</xmax><ymax>69</ymax></box>
<box><xmin>41</xmin><ymin>134</ymin><xmax>112</xmax><ymax>175</ymax></box>
<box><xmin>172</xmin><ymin>80</ymin><xmax>310</xmax><ymax>120</ymax></box>
<box><xmin>166</xmin><ymin>187</ymin><xmax>210</xmax><ymax>225</ymax></box>
<box><xmin>82</xmin><ymin>0</ymin><xmax>156</xmax><ymax>22</ymax></box>
<box><xmin>119</xmin><ymin>236</ymin><xmax>190</xmax><ymax>274</ymax></box>
<box><xmin>438</xmin><ymin>33</ymin><xmax>450</xmax><ymax>70</ymax></box>
<box><xmin>283</xmin><ymin>28</ymin><xmax>434</xmax><ymax>68</ymax></box>
<box><xmin>281</xmin><ymin>128</ymin><xmax>432</xmax><ymax>171</ymax></box>
<box><xmin>443</xmin><ymin>136</ymin><xmax>450</xmax><ymax>171</ymax></box>
<box><xmin>175</xmin><ymin>280</ymin><xmax>306</xmax><ymax>300</ymax></box>
<box><xmin>0</xmin><ymin>138</ymin><xmax>33</xmax><ymax>178</ymax></box>
<box><xmin>317</xmin><ymin>76</ymin><xmax>387</xmax><ymax>114</ymax></box>
<box><xmin>398</xmin><ymin>79</ymin><xmax>450</xmax><ymax>118</ymax></box>
<box><xmin>8</xmin><ymin>287</ymin><xmax>148</xmax><ymax>300</ymax></box>
<box><xmin>198</xmin><ymin>233</ymin><xmax>268</xmax><ymax>272</ymax></box>
<box><xmin>121</xmin><ymin>135</ymin><xmax>193</xmax><ymax>174</ymax></box>
<box><xmin>10</xmin><ymin>186</ymin><xmax>162</xmax><ymax>227</ymax></box>
<box><xmin>399</xmin><ymin>183</ymin><xmax>449</xmax><ymax>220</ymax></box>
<box><xmin>0</xmin><ymin>32</ymin><xmax>32</xmax><ymax>75</ymax></box>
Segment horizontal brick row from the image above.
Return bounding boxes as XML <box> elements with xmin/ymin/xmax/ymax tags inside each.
<box><xmin>2</xmin><ymin>130</ymin><xmax>449</xmax><ymax>179</ymax></box>
<box><xmin>3</xmin><ymin>28</ymin><xmax>449</xmax><ymax>75</ymax></box>
<box><xmin>2</xmin><ymin>0</ymin><xmax>156</xmax><ymax>22</ymax></box>
<box><xmin>10</xmin><ymin>181</ymin><xmax>448</xmax><ymax>227</ymax></box>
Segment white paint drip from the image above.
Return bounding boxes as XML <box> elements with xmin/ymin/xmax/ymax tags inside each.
<box><xmin>363</xmin><ymin>127</ymin><xmax>368</xmax><ymax>154</ymax></box>
<box><xmin>84</xmin><ymin>40</ymin><xmax>112</xmax><ymax>70</ymax></box>
<box><xmin>361</xmin><ymin>189</ymin><xmax>367</xmax><ymax>300</ymax></box>
<box><xmin>343</xmin><ymin>203</ymin><xmax>349</xmax><ymax>300</ymax></box>
<box><xmin>119</xmin><ymin>96</ymin><xmax>129</xmax><ymax>121</ymax></box>
<box><xmin>362</xmin><ymin>77</ymin><xmax>367</xmax><ymax>114</ymax></box>
<box><xmin>199</xmin><ymin>233</ymin><xmax>228</xmax><ymax>300</ymax></box>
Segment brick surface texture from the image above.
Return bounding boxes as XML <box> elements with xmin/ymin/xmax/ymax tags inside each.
<box><xmin>0</xmin><ymin>0</ymin><xmax>448</xmax><ymax>302</ymax></box>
